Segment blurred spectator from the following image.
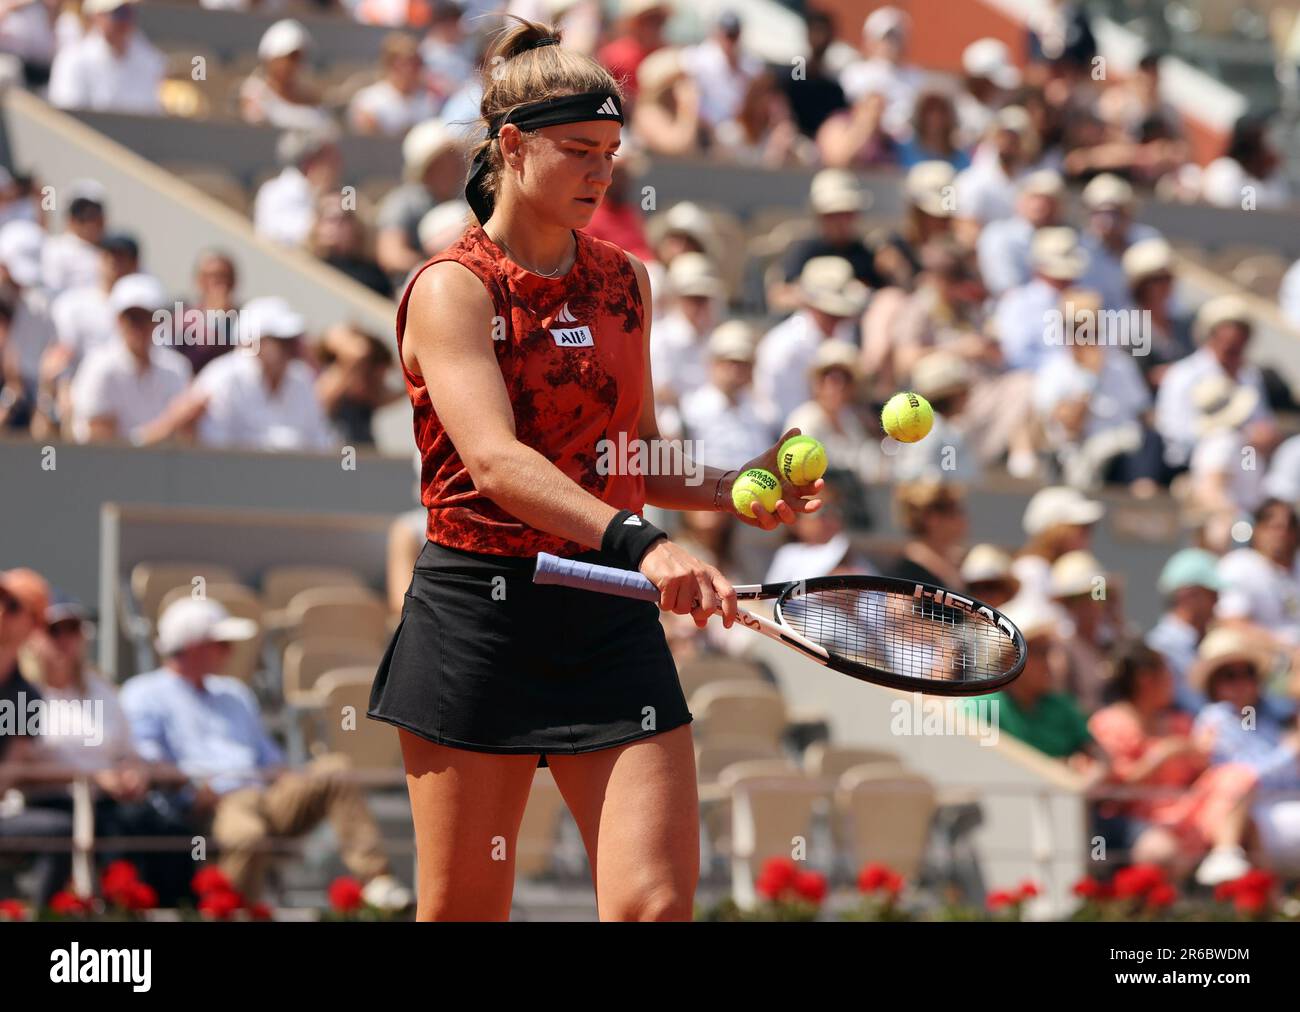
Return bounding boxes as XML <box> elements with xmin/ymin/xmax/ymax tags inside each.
<box><xmin>977</xmin><ymin>169</ymin><xmax>1066</xmax><ymax>297</ymax></box>
<box><xmin>1033</xmin><ymin>290</ymin><xmax>1160</xmax><ymax>492</ymax></box>
<box><xmin>896</xmin><ymin>89</ymin><xmax>969</xmax><ymax>171</ymax></box>
<box><xmin>313</xmin><ymin>322</ymin><xmax>400</xmax><ymax>446</ymax></box>
<box><xmin>49</xmin><ymin>231</ymin><xmax>138</xmax><ymax>364</ymax></box>
<box><xmin>189</xmin><ymin>296</ymin><xmax>336</xmax><ymax>452</ymax></box>
<box><xmin>376</xmin><ymin>120</ymin><xmax>466</xmax><ymax>278</ymax></box>
<box><xmin>175</xmin><ymin>249</ymin><xmax>241</xmax><ymax>375</ymax></box>
<box><xmin>784</xmin><ymin>339</ymin><xmax>871</xmax><ymax>483</ymax></box>
<box><xmin>1215</xmin><ymin>498</ymin><xmax>1300</xmax><ymax>649</ymax></box>
<box><xmin>1147</xmin><ymin>548</ymin><xmax>1223</xmax><ymax>714</ymax></box>
<box><xmin>754</xmin><ymin>256</ymin><xmax>866</xmax><ymax>426</ymax></box>
<box><xmin>1155</xmin><ymin>296</ymin><xmax>1278</xmax><ymax>471</ymax></box>
<box><xmin>1025</xmin><ymin>0</ymin><xmax>1096</xmax><ymax>80</ymax></box>
<box><xmin>120</xmin><ymin>598</ymin><xmax>410</xmax><ymax>909</ymax></box>
<box><xmin>47</xmin><ymin>0</ymin><xmax>163</xmax><ymax>115</ymax></box>
<box><xmin>954</xmin><ymin>106</ymin><xmax>1036</xmax><ymax>228</ymax></box>
<box><xmin>960</xmin><ymin>544</ymin><xmax>1021</xmax><ymax>609</ymax></box>
<box><xmin>1095</xmin><ymin>51</ymin><xmax>1188</xmax><ymax>186</ymax></box>
<box><xmin>1200</xmin><ymin>113</ymin><xmax>1290</xmax><ymax>211</ymax></box>
<box><xmin>1264</xmin><ymin>433</ymin><xmax>1300</xmax><ymax>504</ymax></box>
<box><xmin>1050</xmin><ymin>549</ymin><xmax>1116</xmax><ymax>713</ymax></box>
<box><xmin>68</xmin><ymin>273</ymin><xmax>190</xmax><ymax>443</ymax></box>
<box><xmin>890</xmin><ymin>350</ymin><xmax>982</xmax><ymax>483</ymax></box>
<box><xmin>1121</xmin><ymin>238</ymin><xmax>1191</xmax><ymax>391</ymax></box>
<box><xmin>1011</xmin><ymin>485</ymin><xmax>1103</xmax><ymax>606</ymax></box>
<box><xmin>650</xmin><ymin>252</ymin><xmax>724</xmax><ymax>423</ymax></box>
<box><xmin>713</xmin><ymin>70</ymin><xmax>815</xmax><ymax>168</ymax></box>
<box><xmin>1077</xmin><ymin>174</ymin><xmax>1161</xmax><ymax>310</ymax></box>
<box><xmin>874</xmin><ymin>160</ymin><xmax>956</xmax><ymax>289</ymax></box>
<box><xmin>816</xmin><ymin>87</ymin><xmax>891</xmax><ymax>170</ymax></box>
<box><xmin>581</xmin><ymin>145</ymin><xmax>652</xmax><ymax>260</ymax></box>
<box><xmin>0</xmin><ymin>219</ymin><xmax>53</xmax><ymax>389</ymax></box>
<box><xmin>779</xmin><ymin>8</ymin><xmax>847</xmax><ymax>140</ymax></box>
<box><xmin>679</xmin><ymin>10</ymin><xmax>760</xmax><ymax>130</ymax></box>
<box><xmin>254</xmin><ymin>127</ymin><xmax>342</xmax><ymax>248</ymax></box>
<box><xmin>0</xmin><ymin>0</ymin><xmax>59</xmax><ymax>85</ymax></box>
<box><xmin>765</xmin><ymin>491</ymin><xmax>869</xmax><ymax>583</ymax></box>
<box><xmin>973</xmin><ymin>597</ymin><xmax>1096</xmax><ymax>766</ymax></box>
<box><xmin>1193</xmin><ymin>628</ymin><xmax>1300</xmax><ymax>878</ymax></box>
<box><xmin>680</xmin><ymin>322</ymin><xmax>775</xmax><ymax>470</ymax></box>
<box><xmin>1187</xmin><ymin>376</ymin><xmax>1265</xmax><ymax>526</ymax></box>
<box><xmin>994</xmin><ymin>226</ymin><xmax>1089</xmax><ymax>372</ymax></box>
<box><xmin>1089</xmin><ymin>640</ymin><xmax>1254</xmax><ymax>880</ymax></box>
<box><xmin>597</xmin><ymin>0</ymin><xmax>669</xmax><ymax>101</ymax></box>
<box><xmin>42</xmin><ymin>181</ymin><xmax>105</xmax><ymax>295</ymax></box>
<box><xmin>770</xmin><ymin>169</ymin><xmax>882</xmax><ymax>314</ymax></box>
<box><xmin>1281</xmin><ymin>256</ymin><xmax>1300</xmax><ymax>331</ymax></box>
<box><xmin>646</xmin><ymin>201</ymin><xmax>721</xmax><ymax>312</ymax></box>
<box><xmin>0</xmin><ymin>301</ymin><xmax>31</xmax><ymax>431</ymax></box>
<box><xmin>883</xmin><ymin>480</ymin><xmax>968</xmax><ymax>589</ymax></box>
<box><xmin>838</xmin><ymin>5</ymin><xmax>925</xmax><ymax>142</ymax></box>
<box><xmin>0</xmin><ymin>167</ymin><xmax>40</xmax><ymax>229</ymax></box>
<box><xmin>419</xmin><ymin>0</ymin><xmax>475</xmax><ymax>103</ymax></box>
<box><xmin>955</xmin><ymin>38</ymin><xmax>1019</xmax><ymax>148</ymax></box>
<box><xmin>309</xmin><ymin>199</ymin><xmax>393</xmax><ymax>298</ymax></box>
<box><xmin>239</xmin><ymin>19</ymin><xmax>332</xmax><ymax>132</ymax></box>
<box><xmin>630</xmin><ymin>47</ymin><xmax>705</xmax><ymax>158</ymax></box>
<box><xmin>416</xmin><ymin>199</ymin><xmax>471</xmax><ymax>261</ymax></box>
<box><xmin>350</xmin><ymin>33</ymin><xmax>437</xmax><ymax>137</ymax></box>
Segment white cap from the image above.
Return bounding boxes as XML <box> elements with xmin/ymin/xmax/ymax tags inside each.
<box><xmin>636</xmin><ymin>46</ymin><xmax>684</xmax><ymax>96</ymax></box>
<box><xmin>799</xmin><ymin>256</ymin><xmax>868</xmax><ymax>318</ymax></box>
<box><xmin>1049</xmin><ymin>550</ymin><xmax>1106</xmax><ymax>598</ymax></box>
<box><xmin>658</xmin><ymin>201</ymin><xmax>720</xmax><ymax>256</ymax></box>
<box><xmin>1019</xmin><ymin>169</ymin><xmax>1065</xmax><ymax>199</ymax></box>
<box><xmin>1122</xmin><ymin>237</ymin><xmax>1173</xmax><ymax>284</ymax></box>
<box><xmin>417</xmin><ymin>199</ymin><xmax>471</xmax><ymax>252</ymax></box>
<box><xmin>259</xmin><ymin>19</ymin><xmax>311</xmax><ymax>62</ymax></box>
<box><xmin>1031</xmin><ymin>226</ymin><xmax>1089</xmax><ymax>281</ymax></box>
<box><xmin>808</xmin><ymin>339</ymin><xmax>860</xmax><ymax>380</ymax></box>
<box><xmin>667</xmin><ymin>251</ymin><xmax>725</xmax><ymax>300</ymax></box>
<box><xmin>402</xmin><ymin>119</ymin><xmax>462</xmax><ymax>181</ymax></box>
<box><xmin>962</xmin><ymin>38</ymin><xmax>1020</xmax><ymax>89</ymax></box>
<box><xmin>156</xmin><ymin>598</ymin><xmax>257</xmax><ymax>656</ymax></box>
<box><xmin>809</xmin><ymin>169</ymin><xmax>866</xmax><ymax>215</ymax></box>
<box><xmin>83</xmin><ymin>0</ymin><xmax>136</xmax><ymax>16</ymax></box>
<box><xmin>995</xmin><ymin>105</ymin><xmax>1033</xmax><ymax>136</ymax></box>
<box><xmin>1081</xmin><ymin>173</ymin><xmax>1135</xmax><ymax>211</ymax></box>
<box><xmin>68</xmin><ymin>178</ymin><xmax>108</xmax><ymax>206</ymax></box>
<box><xmin>960</xmin><ymin>543</ymin><xmax>1016</xmax><ymax>585</ymax></box>
<box><xmin>0</xmin><ymin>219</ymin><xmax>44</xmax><ymax>288</ymax></box>
<box><xmin>242</xmin><ymin>295</ymin><xmax>305</xmax><ymax>341</ymax></box>
<box><xmin>864</xmin><ymin>5</ymin><xmax>908</xmax><ymax>40</ymax></box>
<box><xmin>707</xmin><ymin>320</ymin><xmax>757</xmax><ymax>362</ymax></box>
<box><xmin>1002</xmin><ymin>596</ymin><xmax>1058</xmax><ymax>642</ymax></box>
<box><xmin>1022</xmin><ymin>485</ymin><xmax>1105</xmax><ymax>535</ymax></box>
<box><xmin>1194</xmin><ymin>295</ymin><xmax>1252</xmax><ymax>343</ymax></box>
<box><xmin>911</xmin><ymin>349</ymin><xmax>970</xmax><ymax>400</ymax></box>
<box><xmin>904</xmin><ymin>161</ymin><xmax>956</xmax><ymax>218</ymax></box>
<box><xmin>108</xmin><ymin>272</ymin><xmax>167</xmax><ymax>314</ymax></box>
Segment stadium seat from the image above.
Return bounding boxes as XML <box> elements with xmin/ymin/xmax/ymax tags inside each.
<box><xmin>282</xmin><ymin>635</ymin><xmax>382</xmax><ymax>706</ymax></box>
<box><xmin>677</xmin><ymin>653</ymin><xmax>767</xmax><ymax>705</ymax></box>
<box><xmin>261</xmin><ymin>564</ymin><xmax>369</xmax><ymax>612</ymax></box>
<box><xmin>308</xmin><ymin>668</ymin><xmax>402</xmax><ymax>770</ymax></box>
<box><xmin>801</xmin><ymin>743</ymin><xmax>904</xmax><ymax>781</ymax></box>
<box><xmin>689</xmin><ymin>681</ymin><xmax>788</xmax><ymax>748</ymax></box>
<box><xmin>130</xmin><ymin>561</ymin><xmax>240</xmax><ymax>627</ymax></box>
<box><xmin>723</xmin><ymin>765</ymin><xmax>826</xmax><ymax>907</ymax></box>
<box><xmin>835</xmin><ymin>764</ymin><xmax>937</xmax><ymax>880</ymax></box>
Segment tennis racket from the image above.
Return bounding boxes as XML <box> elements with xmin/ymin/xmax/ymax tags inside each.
<box><xmin>534</xmin><ymin>553</ymin><xmax>1025</xmax><ymax>696</ymax></box>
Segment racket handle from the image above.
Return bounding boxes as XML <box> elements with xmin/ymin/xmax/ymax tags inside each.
<box><xmin>533</xmin><ymin>552</ymin><xmax>661</xmax><ymax>602</ymax></box>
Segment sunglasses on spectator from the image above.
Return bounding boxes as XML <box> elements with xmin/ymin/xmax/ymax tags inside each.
<box><xmin>48</xmin><ymin>619</ymin><xmax>85</xmax><ymax>639</ymax></box>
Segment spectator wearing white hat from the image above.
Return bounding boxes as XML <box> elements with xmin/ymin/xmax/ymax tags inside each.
<box><xmin>649</xmin><ymin>252</ymin><xmax>725</xmax><ymax>424</ymax></box>
<box><xmin>1264</xmin><ymin>433</ymin><xmax>1300</xmax><ymax>506</ymax></box>
<box><xmin>679</xmin><ymin>9</ymin><xmax>762</xmax><ymax>130</ymax></box>
<box><xmin>1050</xmin><ymin>549</ymin><xmax>1120</xmax><ymax>713</ymax></box>
<box><xmin>883</xmin><ymin>480</ymin><xmax>970</xmax><ymax>590</ymax></box>
<box><xmin>1009</xmin><ymin>485</ymin><xmax>1104</xmax><ymax>609</ymax></box>
<box><xmin>376</xmin><ymin>119</ymin><xmax>467</xmax><ymax>278</ymax></box>
<box><xmin>630</xmin><ymin>46</ymin><xmax>706</xmax><ymax>158</ymax></box>
<box><xmin>679</xmin><ymin>321</ymin><xmax>776</xmax><ymax>470</ymax></box>
<box><xmin>1215</xmin><ymin>498</ymin><xmax>1300</xmax><ymax>650</ymax></box>
<box><xmin>415</xmin><ymin>198</ymin><xmax>471</xmax><ymax>260</ymax></box>
<box><xmin>646</xmin><ymin>201</ymin><xmax>721</xmax><ymax>317</ymax></box>
<box><xmin>41</xmin><ymin>180</ymin><xmax>106</xmax><ymax>296</ymax></box>
<box><xmin>1076</xmin><ymin>174</ymin><xmax>1161</xmax><ymax>311</ymax></box>
<box><xmin>993</xmin><ymin>226</ymin><xmax>1090</xmax><ymax>372</ymax></box>
<box><xmin>1154</xmin><ymin>295</ymin><xmax>1278</xmax><ymax>470</ymax></box>
<box><xmin>890</xmin><ymin>349</ymin><xmax>982</xmax><ymax>484</ymax></box>
<box><xmin>1033</xmin><ymin>289</ymin><xmax>1160</xmax><ymax>492</ymax></box>
<box><xmin>953</xmin><ymin>105</ymin><xmax>1037</xmax><ymax>228</ymax></box>
<box><xmin>187</xmin><ymin>296</ymin><xmax>335</xmax><ymax>452</ymax></box>
<box><xmin>976</xmin><ymin>169</ymin><xmax>1067</xmax><ymax>297</ymax></box>
<box><xmin>1122</xmin><ymin>237</ymin><xmax>1192</xmax><ymax>390</ymax></box>
<box><xmin>960</xmin><ymin>543</ymin><xmax>1021</xmax><ymax>609</ymax></box>
<box><xmin>68</xmin><ymin>273</ymin><xmax>191</xmax><ymax>444</ymax></box>
<box><xmin>239</xmin><ymin>18</ymin><xmax>331</xmax><ymax>132</ymax></box>
<box><xmin>349</xmin><ymin>32</ymin><xmax>438</xmax><ymax>137</ymax></box>
<box><xmin>769</xmin><ymin>169</ymin><xmax>883</xmax><ymax>314</ymax></box>
<box><xmin>784</xmin><ymin>339</ymin><xmax>874</xmax><ymax>483</ymax></box>
<box><xmin>1187</xmin><ymin>375</ymin><xmax>1266</xmax><ymax>530</ymax></box>
<box><xmin>120</xmin><ymin>597</ymin><xmax>411</xmax><ymax>911</ymax></box>
<box><xmin>253</xmin><ymin>127</ymin><xmax>342</xmax><ymax>248</ymax></box>
<box><xmin>838</xmin><ymin>6</ymin><xmax>927</xmax><ymax>142</ymax></box>
<box><xmin>764</xmin><ymin>487</ymin><xmax>870</xmax><ymax>585</ymax></box>
<box><xmin>0</xmin><ymin>218</ymin><xmax>55</xmax><ymax>389</ymax></box>
<box><xmin>754</xmin><ymin>256</ymin><xmax>865</xmax><ymax>426</ymax></box>
<box><xmin>954</xmin><ymin>38</ymin><xmax>1020</xmax><ymax>149</ymax></box>
<box><xmin>47</xmin><ymin>0</ymin><xmax>163</xmax><ymax>114</ymax></box>
<box><xmin>872</xmin><ymin>160</ymin><xmax>956</xmax><ymax>290</ymax></box>
<box><xmin>1147</xmin><ymin>548</ymin><xmax>1223</xmax><ymax>713</ymax></box>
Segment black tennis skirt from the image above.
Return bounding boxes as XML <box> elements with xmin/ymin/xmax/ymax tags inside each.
<box><xmin>367</xmin><ymin>540</ymin><xmax>692</xmax><ymax>767</ymax></box>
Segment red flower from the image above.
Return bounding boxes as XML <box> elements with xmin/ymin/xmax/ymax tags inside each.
<box><xmin>857</xmin><ymin>861</ymin><xmax>900</xmax><ymax>894</ymax></box>
<box><xmin>123</xmin><ymin>881</ymin><xmax>158</xmax><ymax>911</ymax></box>
<box><xmin>328</xmin><ymin>876</ymin><xmax>365</xmax><ymax>913</ymax></box>
<box><xmin>101</xmin><ymin>860</ymin><xmax>138</xmax><ymax>893</ymax></box>
<box><xmin>1112</xmin><ymin>864</ymin><xmax>1165</xmax><ymax>899</ymax></box>
<box><xmin>1235</xmin><ymin>869</ymin><xmax>1275</xmax><ymax>893</ymax></box>
<box><xmin>1072</xmin><ymin>877</ymin><xmax>1102</xmax><ymax>899</ymax></box>
<box><xmin>1214</xmin><ymin>880</ymin><xmax>1236</xmax><ymax>902</ymax></box>
<box><xmin>0</xmin><ymin>898</ymin><xmax>28</xmax><ymax>920</ymax></box>
<box><xmin>1146</xmin><ymin>883</ymin><xmax>1177</xmax><ymax>909</ymax></box>
<box><xmin>198</xmin><ymin>888</ymin><xmax>244</xmax><ymax>919</ymax></box>
<box><xmin>793</xmin><ymin>870</ymin><xmax>827</xmax><ymax>904</ymax></box>
<box><xmin>1234</xmin><ymin>889</ymin><xmax>1269</xmax><ymax>915</ymax></box>
<box><xmin>49</xmin><ymin>890</ymin><xmax>91</xmax><ymax>915</ymax></box>
<box><xmin>191</xmin><ymin>866</ymin><xmax>232</xmax><ymax>897</ymax></box>
<box><xmin>1017</xmin><ymin>880</ymin><xmax>1040</xmax><ymax>900</ymax></box>
<box><xmin>881</xmin><ymin>871</ymin><xmax>904</xmax><ymax>896</ymax></box>
<box><xmin>986</xmin><ymin>889</ymin><xmax>1016</xmax><ymax>910</ymax></box>
<box><xmin>248</xmin><ymin>902</ymin><xmax>273</xmax><ymax>921</ymax></box>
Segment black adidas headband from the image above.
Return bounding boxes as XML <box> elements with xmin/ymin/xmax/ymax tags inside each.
<box><xmin>465</xmin><ymin>89</ymin><xmax>625</xmax><ymax>225</ymax></box>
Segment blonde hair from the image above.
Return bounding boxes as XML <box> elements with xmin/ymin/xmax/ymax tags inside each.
<box><xmin>468</xmin><ymin>16</ymin><xmax>624</xmax><ymax>217</ymax></box>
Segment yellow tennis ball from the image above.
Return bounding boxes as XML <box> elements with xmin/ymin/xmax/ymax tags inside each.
<box><xmin>881</xmin><ymin>391</ymin><xmax>934</xmax><ymax>443</ymax></box>
<box><xmin>778</xmin><ymin>435</ymin><xmax>828</xmax><ymax>485</ymax></box>
<box><xmin>731</xmin><ymin>468</ymin><xmax>781</xmax><ymax>519</ymax></box>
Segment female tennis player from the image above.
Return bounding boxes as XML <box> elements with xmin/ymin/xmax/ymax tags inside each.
<box><xmin>368</xmin><ymin>17</ymin><xmax>824</xmax><ymax>922</ymax></box>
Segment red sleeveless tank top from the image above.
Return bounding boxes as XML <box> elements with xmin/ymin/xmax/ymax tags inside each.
<box><xmin>396</xmin><ymin>223</ymin><xmax>647</xmax><ymax>558</ymax></box>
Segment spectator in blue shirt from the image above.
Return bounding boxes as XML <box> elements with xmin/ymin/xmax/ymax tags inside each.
<box><xmin>1146</xmin><ymin>549</ymin><xmax>1221</xmax><ymax>715</ymax></box>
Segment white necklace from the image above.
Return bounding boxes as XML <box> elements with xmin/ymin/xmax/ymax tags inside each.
<box><xmin>487</xmin><ymin>227</ymin><xmax>572</xmax><ymax>278</ymax></box>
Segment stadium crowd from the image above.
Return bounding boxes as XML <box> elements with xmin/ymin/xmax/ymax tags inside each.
<box><xmin>1</xmin><ymin>0</ymin><xmax>1300</xmax><ymax>902</ymax></box>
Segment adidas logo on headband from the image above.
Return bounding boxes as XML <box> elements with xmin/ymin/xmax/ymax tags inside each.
<box><xmin>596</xmin><ymin>97</ymin><xmax>619</xmax><ymax>116</ymax></box>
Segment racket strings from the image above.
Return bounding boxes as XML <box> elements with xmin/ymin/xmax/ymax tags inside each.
<box><xmin>779</xmin><ymin>588</ymin><xmax>1018</xmax><ymax>685</ymax></box>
